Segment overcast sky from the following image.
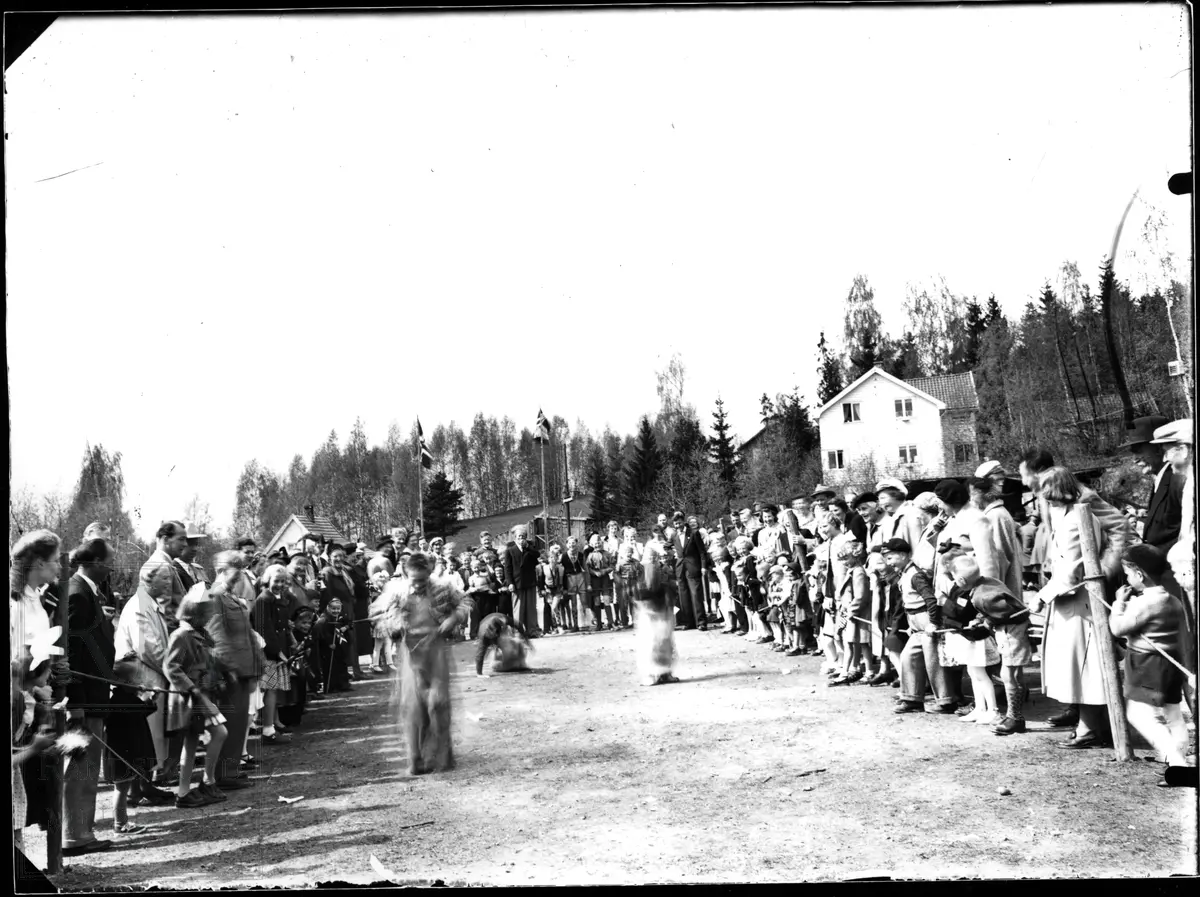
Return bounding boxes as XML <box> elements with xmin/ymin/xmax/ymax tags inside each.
<box><xmin>7</xmin><ymin>5</ymin><xmax>1192</xmax><ymax>540</ymax></box>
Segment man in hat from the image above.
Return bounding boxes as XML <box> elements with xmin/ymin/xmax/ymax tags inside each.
<box><xmin>176</xmin><ymin>521</ymin><xmax>210</xmax><ymax>590</ymax></box>
<box><xmin>875</xmin><ymin>479</ymin><xmax>923</xmax><ymax>549</ymax></box>
<box><xmin>1151</xmin><ymin>419</ymin><xmax>1196</xmax><ymax>665</ymax></box>
<box><xmin>1122</xmin><ymin>415</ymin><xmax>1183</xmax><ymax>552</ymax></box>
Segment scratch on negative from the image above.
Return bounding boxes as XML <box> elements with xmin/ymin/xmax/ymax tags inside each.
<box><xmin>35</xmin><ymin>161</ymin><xmax>104</xmax><ymax>183</ymax></box>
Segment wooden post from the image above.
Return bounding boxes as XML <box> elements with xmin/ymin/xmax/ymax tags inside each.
<box><xmin>46</xmin><ymin>550</ymin><xmax>71</xmax><ymax>873</ymax></box>
<box><xmin>1075</xmin><ymin>502</ymin><xmax>1133</xmax><ymax>761</ymax></box>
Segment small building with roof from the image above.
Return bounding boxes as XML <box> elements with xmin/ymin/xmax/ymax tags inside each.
<box><xmin>263</xmin><ymin>505</ymin><xmax>351</xmax><ymax>558</ymax></box>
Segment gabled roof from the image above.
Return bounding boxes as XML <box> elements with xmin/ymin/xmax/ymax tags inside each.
<box><xmin>264</xmin><ymin>511</ymin><xmax>349</xmax><ymax>554</ymax></box>
<box><xmin>905</xmin><ymin>371</ymin><xmax>979</xmax><ymax>411</ymax></box>
<box><xmin>815</xmin><ymin>367</ymin><xmax>947</xmax><ymax>418</ymax></box>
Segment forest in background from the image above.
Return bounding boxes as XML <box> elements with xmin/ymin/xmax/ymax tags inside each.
<box><xmin>12</xmin><ymin>201</ymin><xmax>1192</xmax><ymax>580</ymax></box>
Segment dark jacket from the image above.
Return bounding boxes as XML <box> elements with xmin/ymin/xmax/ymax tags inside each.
<box><xmin>319</xmin><ymin>566</ymin><xmax>356</xmax><ymax>614</ymax></box>
<box><xmin>673</xmin><ymin>529</ymin><xmax>712</xmax><ymax>572</ymax></box>
<box><xmin>65</xmin><ymin>573</ymin><xmax>116</xmax><ymax>716</ymax></box>
<box><xmin>251</xmin><ymin>592</ymin><xmax>294</xmax><ymax>662</ymax></box>
<box><xmin>503</xmin><ymin>543</ymin><xmax>540</xmax><ymax>592</ymax></box>
<box><xmin>1143</xmin><ymin>465</ymin><xmax>1183</xmax><ymax>551</ymax></box>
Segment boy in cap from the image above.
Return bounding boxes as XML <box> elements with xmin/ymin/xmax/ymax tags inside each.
<box><xmin>883</xmin><ymin>538</ymin><xmax>954</xmax><ymax>713</ymax></box>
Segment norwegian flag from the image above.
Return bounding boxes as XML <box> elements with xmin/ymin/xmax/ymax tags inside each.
<box><xmin>534</xmin><ymin>408</ymin><xmax>552</xmax><ymax>444</ymax></box>
<box><xmin>416</xmin><ymin>418</ymin><xmax>433</xmax><ymax>469</ymax></box>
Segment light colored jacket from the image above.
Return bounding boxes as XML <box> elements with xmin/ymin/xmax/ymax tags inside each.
<box><xmin>114</xmin><ymin>586</ymin><xmax>172</xmax><ymax>690</ymax></box>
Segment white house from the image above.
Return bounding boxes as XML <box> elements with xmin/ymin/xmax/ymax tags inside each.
<box><xmin>816</xmin><ymin>367</ymin><xmax>980</xmax><ymax>486</ymax></box>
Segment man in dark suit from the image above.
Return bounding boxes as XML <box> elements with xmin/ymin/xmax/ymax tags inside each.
<box><xmin>64</xmin><ymin>538</ymin><xmax>117</xmax><ymax>854</ymax></box>
<box><xmin>503</xmin><ymin>526</ymin><xmax>541</xmax><ymax>637</ymax></box>
<box><xmin>1123</xmin><ymin>415</ymin><xmax>1183</xmax><ymax>551</ymax></box>
<box><xmin>673</xmin><ymin>513</ymin><xmax>711</xmax><ymax>630</ymax></box>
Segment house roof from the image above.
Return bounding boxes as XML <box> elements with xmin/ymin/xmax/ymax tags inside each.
<box><xmin>904</xmin><ymin>371</ymin><xmax>979</xmax><ymax>411</ymax></box>
<box><xmin>815</xmin><ymin>367</ymin><xmax>949</xmax><ymax>418</ymax></box>
<box><xmin>452</xmin><ymin>495</ymin><xmax>595</xmax><ymax>548</ymax></box>
<box><xmin>264</xmin><ymin>512</ymin><xmax>349</xmax><ymax>555</ymax></box>
<box><xmin>739</xmin><ymin>424</ymin><xmax>767</xmax><ymax>453</ymax></box>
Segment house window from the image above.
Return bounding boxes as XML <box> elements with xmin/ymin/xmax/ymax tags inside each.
<box><xmin>842</xmin><ymin>402</ymin><xmax>861</xmax><ymax>423</ymax></box>
<box><xmin>954</xmin><ymin>443</ymin><xmax>976</xmax><ymax>463</ymax></box>
<box><xmin>895</xmin><ymin>398</ymin><xmax>913</xmax><ymax>419</ymax></box>
<box><xmin>827</xmin><ymin>450</ymin><xmax>845</xmax><ymax>470</ymax></box>
<box><xmin>898</xmin><ymin>445</ymin><xmax>918</xmax><ymax>465</ymax></box>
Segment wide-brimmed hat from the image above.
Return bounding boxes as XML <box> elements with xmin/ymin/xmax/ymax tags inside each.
<box><xmin>184</xmin><ymin>521</ymin><xmax>207</xmax><ymax>539</ymax></box>
<box><xmin>875</xmin><ymin>478</ymin><xmax>908</xmax><ymax>497</ymax></box>
<box><xmin>811</xmin><ymin>484</ymin><xmax>836</xmax><ymax>499</ymax></box>
<box><xmin>1150</xmin><ymin>418</ymin><xmax>1194</xmax><ymax>446</ymax></box>
<box><xmin>1119</xmin><ymin>415</ymin><xmax>1171</xmax><ymax>449</ymax></box>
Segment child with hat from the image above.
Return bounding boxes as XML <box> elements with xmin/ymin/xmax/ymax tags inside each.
<box><xmin>946</xmin><ymin>553</ymin><xmax>1032</xmax><ymax>735</ymax></box>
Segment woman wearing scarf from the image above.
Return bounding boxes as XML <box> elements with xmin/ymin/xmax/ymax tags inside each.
<box><xmin>114</xmin><ymin>556</ymin><xmax>184</xmax><ymax>788</ymax></box>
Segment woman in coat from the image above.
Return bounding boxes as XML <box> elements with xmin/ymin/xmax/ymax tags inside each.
<box><xmin>206</xmin><ymin>551</ymin><xmax>262</xmax><ymax>784</ymax></box>
<box><xmin>1032</xmin><ymin>466</ymin><xmax>1131</xmax><ymax>747</ymax></box>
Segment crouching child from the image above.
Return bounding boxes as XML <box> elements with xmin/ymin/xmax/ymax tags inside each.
<box><xmin>947</xmin><ymin>554</ymin><xmax>1032</xmax><ymax>735</ymax></box>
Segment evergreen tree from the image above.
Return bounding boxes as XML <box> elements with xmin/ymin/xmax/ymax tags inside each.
<box><xmin>885</xmin><ymin>331</ymin><xmax>923</xmax><ymax>380</ymax></box>
<box><xmin>422</xmin><ymin>471</ymin><xmax>466</xmax><ymax>539</ymax></box>
<box><xmin>621</xmin><ymin>417</ymin><xmax>663</xmax><ymax>524</ymax></box>
<box><xmin>984</xmin><ymin>294</ymin><xmax>1003</xmax><ymax>328</ymax></box>
<box><xmin>759</xmin><ymin>393</ymin><xmax>776</xmax><ymax>427</ymax></box>
<box><xmin>708</xmin><ymin>398</ymin><xmax>740</xmax><ymax>502</ymax></box>
<box><xmin>962</xmin><ymin>297</ymin><xmax>986</xmax><ymax>370</ymax></box>
<box><xmin>584</xmin><ymin>445</ymin><xmax>613</xmax><ymax>525</ymax></box>
<box><xmin>816</xmin><ymin>331</ymin><xmax>845</xmax><ymax>404</ymax></box>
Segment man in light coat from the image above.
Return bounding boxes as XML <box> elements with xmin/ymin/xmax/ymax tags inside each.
<box><xmin>967</xmin><ymin>476</ymin><xmax>1024</xmax><ymax>599</ymax></box>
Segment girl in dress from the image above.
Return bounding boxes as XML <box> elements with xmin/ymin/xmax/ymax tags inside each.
<box><xmin>165</xmin><ymin>586</ymin><xmax>233</xmax><ymax>808</ymax></box>
<box><xmin>729</xmin><ymin>537</ymin><xmax>760</xmax><ymax>640</ymax></box>
<box><xmin>938</xmin><ymin>548</ymin><xmax>1002</xmax><ymax>724</ymax></box>
<box><xmin>832</xmin><ymin>541</ymin><xmax>876</xmax><ymax>684</ymax></box>
<box><xmin>706</xmin><ymin>531</ymin><xmax>735</xmax><ymax>633</ymax></box>
<box><xmin>765</xmin><ymin>564</ymin><xmax>790</xmax><ymax>651</ymax></box>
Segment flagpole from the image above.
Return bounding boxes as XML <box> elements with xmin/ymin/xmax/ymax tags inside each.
<box><xmin>539</xmin><ymin>437</ymin><xmax>548</xmax><ymax>548</ymax></box>
<box><xmin>418</xmin><ymin>461</ymin><xmax>424</xmax><ymax>542</ymax></box>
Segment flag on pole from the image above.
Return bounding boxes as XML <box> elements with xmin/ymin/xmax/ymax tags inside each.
<box><xmin>534</xmin><ymin>408</ymin><xmax>552</xmax><ymax>444</ymax></box>
<box><xmin>416</xmin><ymin>418</ymin><xmax>434</xmax><ymax>469</ymax></box>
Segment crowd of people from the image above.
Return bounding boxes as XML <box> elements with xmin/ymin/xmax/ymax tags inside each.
<box><xmin>10</xmin><ymin>416</ymin><xmax>1198</xmax><ymax>859</ymax></box>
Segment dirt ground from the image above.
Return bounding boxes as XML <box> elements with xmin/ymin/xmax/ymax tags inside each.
<box><xmin>22</xmin><ymin>627</ymin><xmax>1199</xmax><ymax>887</ymax></box>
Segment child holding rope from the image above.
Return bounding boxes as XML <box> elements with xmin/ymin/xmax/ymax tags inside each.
<box><xmin>165</xmin><ymin>586</ymin><xmax>235</xmax><ymax>808</ymax></box>
<box><xmin>1110</xmin><ymin>544</ymin><xmax>1197</xmax><ymax>787</ymax></box>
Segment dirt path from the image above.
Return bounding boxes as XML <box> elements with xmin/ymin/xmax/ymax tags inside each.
<box><xmin>26</xmin><ymin>628</ymin><xmax>1198</xmax><ymax>887</ymax></box>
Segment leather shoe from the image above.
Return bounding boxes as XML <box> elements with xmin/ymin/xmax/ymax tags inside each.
<box><xmin>993</xmin><ymin>717</ymin><xmax>1026</xmax><ymax>736</ymax></box>
<box><xmin>63</xmin><ymin>838</ymin><xmax>113</xmax><ymax>856</ymax></box>
<box><xmin>1057</xmin><ymin>732</ymin><xmax>1109</xmax><ymax>749</ymax></box>
<box><xmin>1047</xmin><ymin>709</ymin><xmax>1079</xmax><ymax>728</ymax></box>
<box><xmin>134</xmin><ymin>786</ymin><xmax>176</xmax><ymax>806</ymax></box>
<box><xmin>926</xmin><ymin>704</ymin><xmax>958</xmax><ymax>714</ymax></box>
<box><xmin>893</xmin><ymin>701</ymin><xmax>924</xmax><ymax>714</ymax></box>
